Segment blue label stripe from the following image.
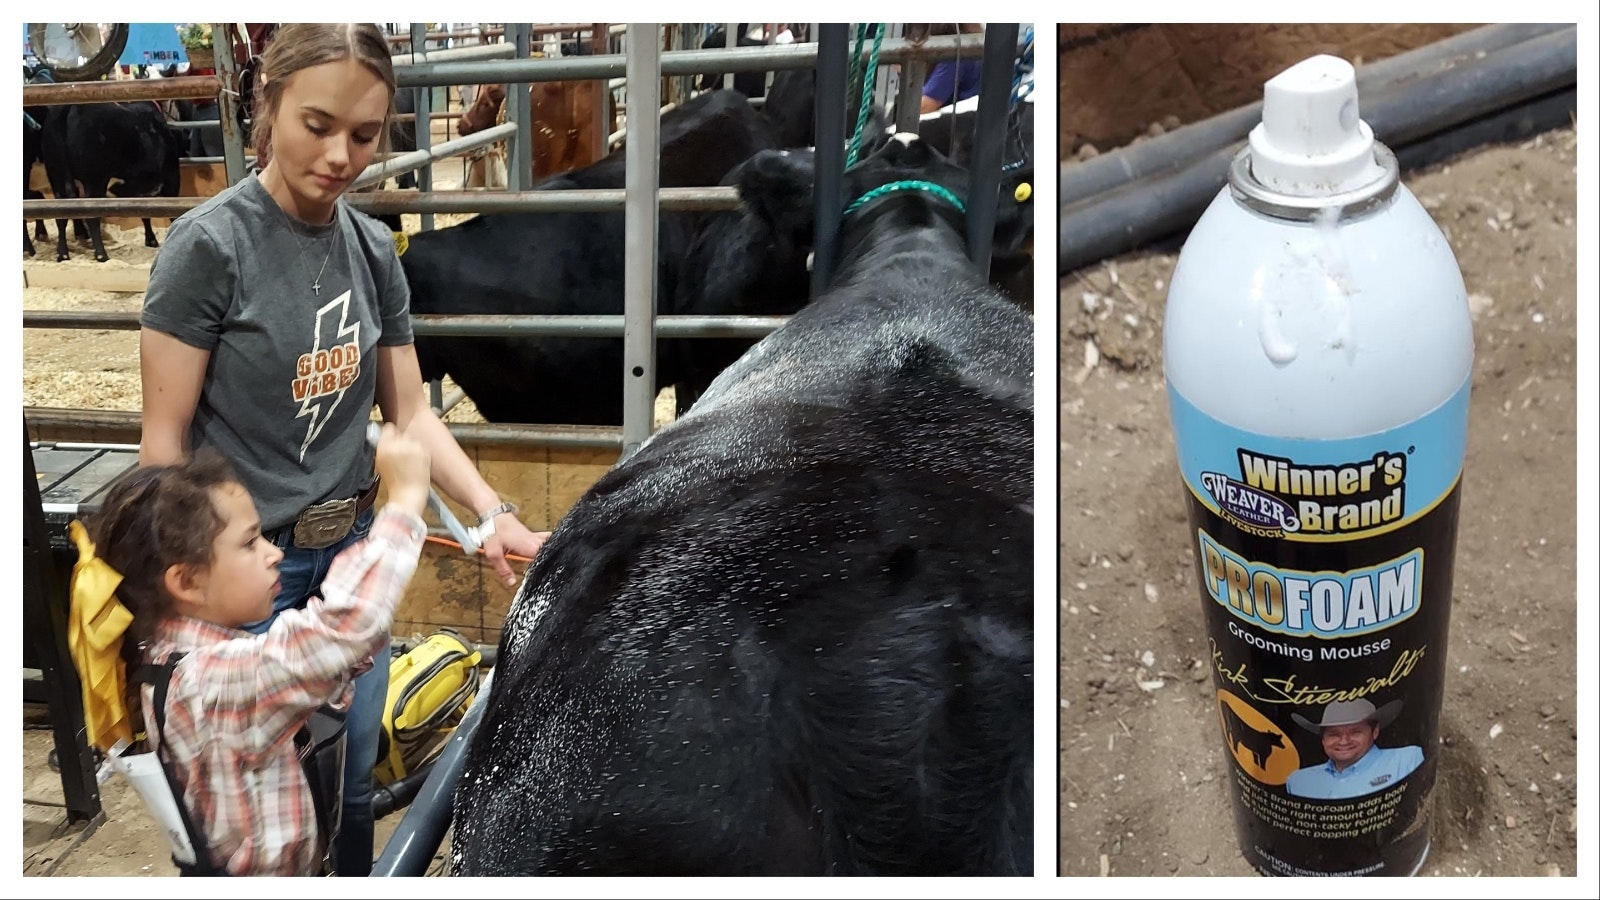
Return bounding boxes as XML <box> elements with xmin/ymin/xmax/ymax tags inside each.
<box><xmin>1169</xmin><ymin>380</ymin><xmax>1470</xmax><ymax>543</ymax></box>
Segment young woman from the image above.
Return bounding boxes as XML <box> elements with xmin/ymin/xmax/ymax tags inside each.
<box><xmin>137</xmin><ymin>23</ymin><xmax>546</xmax><ymax>875</ymax></box>
<box><xmin>84</xmin><ymin>426</ymin><xmax>431</xmax><ymax>876</ymax></box>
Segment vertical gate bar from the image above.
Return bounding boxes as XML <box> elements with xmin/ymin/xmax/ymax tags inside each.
<box><xmin>213</xmin><ymin>23</ymin><xmax>247</xmax><ymax>185</ymax></box>
<box><xmin>964</xmin><ymin>23</ymin><xmax>1020</xmax><ymax>278</ymax></box>
<box><xmin>409</xmin><ymin>24</ymin><xmax>435</xmax><ymax>232</ymax></box>
<box><xmin>592</xmin><ymin>23</ymin><xmax>610</xmax><ymax>161</ymax></box>
<box><xmin>22</xmin><ymin>425</ymin><xmax>103</xmax><ymax>825</ymax></box>
<box><xmin>509</xmin><ymin>24</ymin><xmax>533</xmax><ymax>191</ymax></box>
<box><xmin>621</xmin><ymin>25</ymin><xmax>662</xmax><ymax>458</ymax></box>
<box><xmin>810</xmin><ymin>23</ymin><xmax>849</xmax><ymax>297</ymax></box>
<box><xmin>723</xmin><ymin>22</ymin><xmax>736</xmax><ymax>90</ymax></box>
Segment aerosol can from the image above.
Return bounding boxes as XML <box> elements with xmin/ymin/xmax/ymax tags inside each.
<box><xmin>1163</xmin><ymin>55</ymin><xmax>1473</xmax><ymax>876</ymax></box>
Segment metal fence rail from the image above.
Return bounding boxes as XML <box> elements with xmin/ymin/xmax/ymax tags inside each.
<box><xmin>24</xmin><ymin>310</ymin><xmax>789</xmax><ymax>338</ymax></box>
<box><xmin>23</xmin><ymin>23</ymin><xmax>1029</xmax><ymax>453</ymax></box>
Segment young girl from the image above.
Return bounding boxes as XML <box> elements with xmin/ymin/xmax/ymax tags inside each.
<box><xmin>137</xmin><ymin>23</ymin><xmax>546</xmax><ymax>874</ymax></box>
<box><xmin>86</xmin><ymin>425</ymin><xmax>431</xmax><ymax>876</ymax></box>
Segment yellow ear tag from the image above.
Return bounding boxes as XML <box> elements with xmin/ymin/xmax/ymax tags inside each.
<box><xmin>393</xmin><ymin>231</ymin><xmax>409</xmax><ymax>257</ymax></box>
<box><xmin>1013</xmin><ymin>182</ymin><xmax>1032</xmax><ymax>203</ymax></box>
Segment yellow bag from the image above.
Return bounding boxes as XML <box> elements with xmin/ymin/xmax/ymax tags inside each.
<box><xmin>374</xmin><ymin>629</ymin><xmax>481</xmax><ymax>786</ymax></box>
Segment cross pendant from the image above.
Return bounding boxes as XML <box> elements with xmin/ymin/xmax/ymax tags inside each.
<box><xmin>313</xmin><ymin>283</ymin><xmax>321</xmax><ymax>296</ymax></box>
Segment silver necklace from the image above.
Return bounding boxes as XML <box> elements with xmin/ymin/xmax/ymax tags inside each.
<box><xmin>271</xmin><ymin>199</ymin><xmax>341</xmax><ymax>296</ymax></box>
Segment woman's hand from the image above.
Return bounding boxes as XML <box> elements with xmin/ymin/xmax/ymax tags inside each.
<box><xmin>479</xmin><ymin>513</ymin><xmax>550</xmax><ymax>589</ymax></box>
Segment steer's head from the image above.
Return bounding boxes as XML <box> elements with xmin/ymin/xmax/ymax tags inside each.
<box><xmin>731</xmin><ymin>131</ymin><xmax>1030</xmax><ymax>284</ymax></box>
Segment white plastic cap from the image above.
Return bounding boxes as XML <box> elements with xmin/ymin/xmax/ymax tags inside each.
<box><xmin>1247</xmin><ymin>54</ymin><xmax>1384</xmax><ymax>196</ymax></box>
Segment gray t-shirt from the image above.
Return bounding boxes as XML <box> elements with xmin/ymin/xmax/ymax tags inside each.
<box><xmin>141</xmin><ymin>174</ymin><xmax>414</xmax><ymax>532</ymax></box>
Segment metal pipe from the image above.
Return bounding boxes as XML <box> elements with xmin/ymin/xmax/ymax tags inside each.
<box><xmin>371</xmin><ymin>669</ymin><xmax>495</xmax><ymax>877</ymax></box>
<box><xmin>350</xmin><ymin>122</ymin><xmax>517</xmax><ymax>191</ymax></box>
<box><xmin>24</xmin><ymin>309</ymin><xmax>787</xmax><ymax>338</ymax></box>
<box><xmin>724</xmin><ymin>22</ymin><xmax>737</xmax><ymax>90</ymax></box>
<box><xmin>212</xmin><ymin>23</ymin><xmax>248</xmax><ymax>186</ymax></box>
<box><xmin>390</xmin><ymin>32</ymin><xmax>1027</xmax><ymax>89</ymax></box>
<box><xmin>592</xmin><ymin>24</ymin><xmax>612</xmax><ymax>171</ymax></box>
<box><xmin>22</xmin><ymin>408</ymin><xmax>626</xmax><ymax>449</ymax></box>
<box><xmin>810</xmin><ymin>24</ymin><xmax>850</xmax><ymax>296</ymax></box>
<box><xmin>409</xmin><ymin>24</ymin><xmax>435</xmax><ymax>232</ymax></box>
<box><xmin>510</xmin><ymin>24</ymin><xmax>533</xmax><ymax>191</ymax></box>
<box><xmin>19</xmin><ymin>32</ymin><xmax>1021</xmax><ymax>104</ymax></box>
<box><xmin>621</xmin><ymin>25</ymin><xmax>662</xmax><ymax>459</ymax></box>
<box><xmin>1057</xmin><ymin>27</ymin><xmax>1578</xmax><ymax>275</ymax></box>
<box><xmin>387</xmin><ymin>26</ymin><xmax>506</xmax><ymax>44</ymax></box>
<box><xmin>895</xmin><ymin>58</ymin><xmax>927</xmax><ymax>133</ymax></box>
<box><xmin>964</xmin><ymin>24</ymin><xmax>1019</xmax><ymax>277</ymax></box>
<box><xmin>392</xmin><ymin>42</ymin><xmax>516</xmax><ymax>65</ymax></box>
<box><xmin>25</xmin><ymin>184</ymin><xmax>740</xmax><ymax>219</ymax></box>
<box><xmin>439</xmin><ymin>387</ymin><xmax>468</xmax><ymax>414</ymax></box>
<box><xmin>22</xmin><ymin>76</ymin><xmax>221</xmax><ymax>105</ymax></box>
<box><xmin>1057</xmin><ymin>22</ymin><xmax>1573</xmax><ymax>209</ymax></box>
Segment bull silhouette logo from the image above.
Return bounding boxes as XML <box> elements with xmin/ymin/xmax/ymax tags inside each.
<box><xmin>1216</xmin><ymin>689</ymin><xmax>1300</xmax><ymax>784</ymax></box>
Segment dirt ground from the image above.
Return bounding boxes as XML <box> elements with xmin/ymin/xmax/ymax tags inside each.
<box><xmin>1057</xmin><ymin>126</ymin><xmax>1579</xmax><ymax>876</ymax></box>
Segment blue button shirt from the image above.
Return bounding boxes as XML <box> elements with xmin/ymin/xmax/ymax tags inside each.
<box><xmin>1285</xmin><ymin>744</ymin><xmax>1425</xmax><ymax>800</ymax></box>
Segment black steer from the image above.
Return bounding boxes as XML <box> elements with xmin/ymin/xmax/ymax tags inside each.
<box><xmin>663</xmin><ymin>147</ymin><xmax>816</xmax><ymax>414</ymax></box>
<box><xmin>400</xmin><ymin>89</ymin><xmax>782</xmax><ymax>425</ymax></box>
<box><xmin>40</xmin><ymin>100</ymin><xmax>183</xmax><ymax>262</ymax></box>
<box><xmin>23</xmin><ymin>68</ymin><xmax>49</xmax><ymax>257</ymax></box>
<box><xmin>913</xmin><ymin>104</ymin><xmax>1035</xmax><ymax>308</ymax></box>
<box><xmin>762</xmin><ymin>68</ymin><xmax>1034</xmax><ymax>306</ymax></box>
<box><xmin>450</xmin><ymin>134</ymin><xmax>1033</xmax><ymax>876</ymax></box>
<box><xmin>696</xmin><ymin>24</ymin><xmax>772</xmax><ymax>100</ymax></box>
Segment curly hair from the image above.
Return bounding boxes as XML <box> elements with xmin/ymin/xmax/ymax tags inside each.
<box><xmin>87</xmin><ymin>451</ymin><xmax>240</xmax><ymax>672</ymax></box>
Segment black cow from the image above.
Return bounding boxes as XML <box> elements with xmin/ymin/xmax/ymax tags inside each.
<box><xmin>761</xmin><ymin>66</ymin><xmax>892</xmax><ymax>153</ymax></box>
<box><xmin>663</xmin><ymin>147</ymin><xmax>816</xmax><ymax>414</ymax></box>
<box><xmin>912</xmin><ymin>104</ymin><xmax>1035</xmax><ymax>308</ymax></box>
<box><xmin>696</xmin><ymin>24</ymin><xmax>772</xmax><ymax>100</ymax></box>
<box><xmin>23</xmin><ymin>66</ymin><xmax>52</xmax><ymax>257</ymax></box>
<box><xmin>400</xmin><ymin>89</ymin><xmax>784</xmax><ymax>425</ymax></box>
<box><xmin>762</xmin><ymin>69</ymin><xmax>1033</xmax><ymax>307</ymax></box>
<box><xmin>1219</xmin><ymin>701</ymin><xmax>1289</xmax><ymax>771</ymax></box>
<box><xmin>450</xmin><ymin>134</ymin><xmax>1033</xmax><ymax>876</ymax></box>
<box><xmin>40</xmin><ymin>99</ymin><xmax>183</xmax><ymax>262</ymax></box>
<box><xmin>21</xmin><ymin>64</ymin><xmax>90</xmax><ymax>257</ymax></box>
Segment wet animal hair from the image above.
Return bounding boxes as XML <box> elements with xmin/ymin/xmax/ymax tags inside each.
<box><xmin>249</xmin><ymin>22</ymin><xmax>397</xmax><ymax>168</ymax></box>
<box><xmin>87</xmin><ymin>451</ymin><xmax>241</xmax><ymax>673</ymax></box>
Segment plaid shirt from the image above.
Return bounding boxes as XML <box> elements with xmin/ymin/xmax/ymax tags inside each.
<box><xmin>140</xmin><ymin>506</ymin><xmax>425</xmax><ymax>876</ymax></box>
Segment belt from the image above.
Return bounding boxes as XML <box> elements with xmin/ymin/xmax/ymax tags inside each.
<box><xmin>273</xmin><ymin>479</ymin><xmax>381</xmax><ymax>551</ymax></box>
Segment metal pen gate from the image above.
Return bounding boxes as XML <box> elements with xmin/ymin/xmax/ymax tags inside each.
<box><xmin>24</xmin><ymin>23</ymin><xmax>1024</xmax><ymax>455</ymax></box>
<box><xmin>22</xmin><ymin>22</ymin><xmax>1029</xmax><ymax>870</ymax></box>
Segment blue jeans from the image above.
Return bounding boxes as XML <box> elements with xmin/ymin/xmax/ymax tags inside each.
<box><xmin>245</xmin><ymin>506</ymin><xmax>387</xmax><ymax>876</ymax></box>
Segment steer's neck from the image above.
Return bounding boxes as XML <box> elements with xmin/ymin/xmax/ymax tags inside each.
<box><xmin>832</xmin><ymin>203</ymin><xmax>978</xmax><ymax>290</ymax></box>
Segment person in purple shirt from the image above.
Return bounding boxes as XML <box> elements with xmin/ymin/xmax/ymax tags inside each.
<box><xmin>1285</xmin><ymin>698</ymin><xmax>1425</xmax><ymax>800</ymax></box>
<box><xmin>920</xmin><ymin>24</ymin><xmax>986</xmax><ymax>113</ymax></box>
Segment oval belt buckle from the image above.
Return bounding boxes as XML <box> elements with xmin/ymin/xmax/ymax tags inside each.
<box><xmin>293</xmin><ymin>497</ymin><xmax>358</xmax><ymax>550</ymax></box>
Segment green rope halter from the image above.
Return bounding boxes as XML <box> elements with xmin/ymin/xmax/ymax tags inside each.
<box><xmin>842</xmin><ymin>180</ymin><xmax>967</xmax><ymax>220</ymax></box>
<box><xmin>845</xmin><ymin>24</ymin><xmax>886</xmax><ymax>169</ymax></box>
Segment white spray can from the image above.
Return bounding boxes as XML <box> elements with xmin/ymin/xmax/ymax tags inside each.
<box><xmin>1163</xmin><ymin>55</ymin><xmax>1473</xmax><ymax>876</ymax></box>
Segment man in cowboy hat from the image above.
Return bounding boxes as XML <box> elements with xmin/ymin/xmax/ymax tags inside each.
<box><xmin>1284</xmin><ymin>698</ymin><xmax>1425</xmax><ymax>800</ymax></box>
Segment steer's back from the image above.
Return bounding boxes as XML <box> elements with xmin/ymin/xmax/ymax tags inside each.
<box><xmin>451</xmin><ymin>252</ymin><xmax>1033</xmax><ymax>876</ymax></box>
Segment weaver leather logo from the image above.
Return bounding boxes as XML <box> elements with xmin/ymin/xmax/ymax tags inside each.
<box><xmin>1201</xmin><ymin>471</ymin><xmax>1300</xmax><ymax>538</ymax></box>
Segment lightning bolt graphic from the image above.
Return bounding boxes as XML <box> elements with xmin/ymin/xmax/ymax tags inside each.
<box><xmin>296</xmin><ymin>289</ymin><xmax>361</xmax><ymax>462</ymax></box>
